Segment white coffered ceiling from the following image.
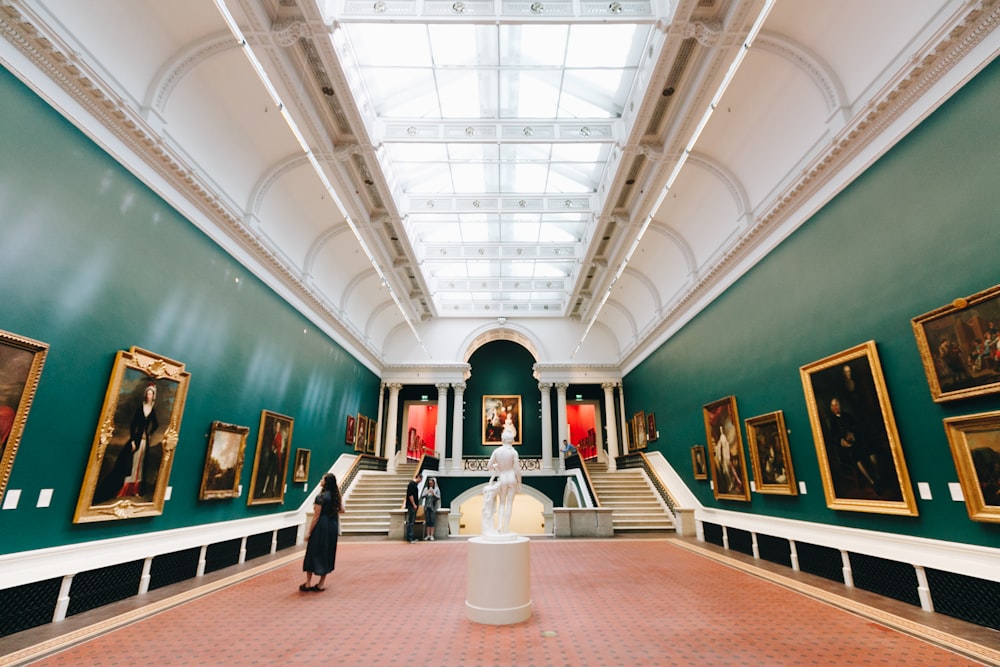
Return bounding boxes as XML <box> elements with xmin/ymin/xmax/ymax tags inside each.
<box><xmin>1</xmin><ymin>0</ymin><xmax>996</xmax><ymax>372</ymax></box>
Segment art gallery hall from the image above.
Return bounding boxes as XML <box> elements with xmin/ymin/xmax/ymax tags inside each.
<box><xmin>1</xmin><ymin>1</ymin><xmax>998</xmax><ymax>665</ymax></box>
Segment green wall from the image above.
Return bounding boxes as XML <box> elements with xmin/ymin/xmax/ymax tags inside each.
<box><xmin>0</xmin><ymin>67</ymin><xmax>379</xmax><ymax>554</ymax></box>
<box><xmin>625</xmin><ymin>59</ymin><xmax>1000</xmax><ymax>547</ymax></box>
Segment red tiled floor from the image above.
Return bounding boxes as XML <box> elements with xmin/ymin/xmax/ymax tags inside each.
<box><xmin>5</xmin><ymin>538</ymin><xmax>997</xmax><ymax>666</ymax></box>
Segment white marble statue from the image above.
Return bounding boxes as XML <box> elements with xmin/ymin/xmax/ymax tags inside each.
<box><xmin>483</xmin><ymin>416</ymin><xmax>521</xmax><ymax>535</ymax></box>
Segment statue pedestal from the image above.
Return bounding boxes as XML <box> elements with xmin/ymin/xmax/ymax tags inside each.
<box><xmin>465</xmin><ymin>535</ymin><xmax>532</xmax><ymax>625</ymax></box>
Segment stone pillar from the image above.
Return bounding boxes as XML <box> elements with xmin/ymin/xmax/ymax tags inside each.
<box><xmin>374</xmin><ymin>381</ymin><xmax>386</xmax><ymax>457</ymax></box>
<box><xmin>602</xmin><ymin>382</ymin><xmax>620</xmax><ymax>471</ymax></box>
<box><xmin>538</xmin><ymin>382</ymin><xmax>553</xmax><ymax>471</ymax></box>
<box><xmin>555</xmin><ymin>383</ymin><xmax>568</xmax><ymax>466</ymax></box>
<box><xmin>385</xmin><ymin>382</ymin><xmax>402</xmax><ymax>473</ymax></box>
<box><xmin>451</xmin><ymin>382</ymin><xmax>466</xmax><ymax>472</ymax></box>
<box><xmin>616</xmin><ymin>382</ymin><xmax>629</xmax><ymax>471</ymax></box>
<box><xmin>435</xmin><ymin>383</ymin><xmax>449</xmax><ymax>465</ymax></box>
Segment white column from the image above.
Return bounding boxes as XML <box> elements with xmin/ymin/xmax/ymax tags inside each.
<box><xmin>451</xmin><ymin>382</ymin><xmax>466</xmax><ymax>472</ymax></box>
<box><xmin>617</xmin><ymin>382</ymin><xmax>629</xmax><ymax>469</ymax></box>
<box><xmin>602</xmin><ymin>382</ymin><xmax>619</xmax><ymax>472</ymax></box>
<box><xmin>374</xmin><ymin>381</ymin><xmax>386</xmax><ymax>457</ymax></box>
<box><xmin>538</xmin><ymin>382</ymin><xmax>553</xmax><ymax>471</ymax></box>
<box><xmin>555</xmin><ymin>383</ymin><xmax>568</xmax><ymax>464</ymax></box>
<box><xmin>435</xmin><ymin>383</ymin><xmax>449</xmax><ymax>464</ymax></box>
<box><xmin>385</xmin><ymin>382</ymin><xmax>402</xmax><ymax>473</ymax></box>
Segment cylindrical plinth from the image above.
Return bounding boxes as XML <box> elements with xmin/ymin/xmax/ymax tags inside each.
<box><xmin>465</xmin><ymin>535</ymin><xmax>532</xmax><ymax>624</ymax></box>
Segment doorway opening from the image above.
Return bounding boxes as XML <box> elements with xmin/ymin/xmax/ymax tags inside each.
<box><xmin>566</xmin><ymin>400</ymin><xmax>602</xmax><ymax>460</ymax></box>
<box><xmin>401</xmin><ymin>401</ymin><xmax>437</xmax><ymax>461</ymax></box>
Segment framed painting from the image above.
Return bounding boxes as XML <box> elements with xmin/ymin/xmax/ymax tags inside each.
<box><xmin>646</xmin><ymin>412</ymin><xmax>658</xmax><ymax>443</ymax></box>
<box><xmin>691</xmin><ymin>445</ymin><xmax>708</xmax><ymax>480</ymax></box>
<box><xmin>345</xmin><ymin>414</ymin><xmax>356</xmax><ymax>447</ymax></box>
<box><xmin>912</xmin><ymin>284</ymin><xmax>1000</xmax><ymax>402</ymax></box>
<box><xmin>199</xmin><ymin>421</ymin><xmax>248</xmax><ymax>500</ymax></box>
<box><xmin>632</xmin><ymin>411</ymin><xmax>648</xmax><ymax>451</ymax></box>
<box><xmin>366</xmin><ymin>417</ymin><xmax>377</xmax><ymax>454</ymax></box>
<box><xmin>292</xmin><ymin>448</ymin><xmax>311</xmax><ymax>483</ymax></box>
<box><xmin>74</xmin><ymin>347</ymin><xmax>191</xmax><ymax>523</ymax></box>
<box><xmin>482</xmin><ymin>395</ymin><xmax>521</xmax><ymax>445</ymax></box>
<box><xmin>0</xmin><ymin>330</ymin><xmax>49</xmax><ymax>505</ymax></box>
<box><xmin>943</xmin><ymin>410</ymin><xmax>1000</xmax><ymax>523</ymax></box>
<box><xmin>247</xmin><ymin>410</ymin><xmax>294</xmax><ymax>505</ymax></box>
<box><xmin>355</xmin><ymin>414</ymin><xmax>368</xmax><ymax>454</ymax></box>
<box><xmin>800</xmin><ymin>340</ymin><xmax>918</xmax><ymax>516</ymax></box>
<box><xmin>703</xmin><ymin>396</ymin><xmax>750</xmax><ymax>501</ymax></box>
<box><xmin>745</xmin><ymin>411</ymin><xmax>797</xmax><ymax>495</ymax></box>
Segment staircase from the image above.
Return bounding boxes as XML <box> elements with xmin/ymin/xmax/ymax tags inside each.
<box><xmin>587</xmin><ymin>462</ymin><xmax>674</xmax><ymax>533</ymax></box>
<box><xmin>340</xmin><ymin>463</ymin><xmax>417</xmax><ymax>535</ymax></box>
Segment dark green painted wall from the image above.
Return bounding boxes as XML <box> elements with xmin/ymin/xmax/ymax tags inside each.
<box><xmin>0</xmin><ymin>67</ymin><xmax>379</xmax><ymax>554</ymax></box>
<box><xmin>625</xmin><ymin>59</ymin><xmax>1000</xmax><ymax>547</ymax></box>
<box><xmin>465</xmin><ymin>341</ymin><xmax>542</xmax><ymax>458</ymax></box>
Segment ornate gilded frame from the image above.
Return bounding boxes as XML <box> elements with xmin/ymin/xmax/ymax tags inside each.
<box><xmin>943</xmin><ymin>410</ymin><xmax>1000</xmax><ymax>523</ymax></box>
<box><xmin>0</xmin><ymin>329</ymin><xmax>49</xmax><ymax>505</ymax></box>
<box><xmin>366</xmin><ymin>417</ymin><xmax>377</xmax><ymax>454</ymax></box>
<box><xmin>292</xmin><ymin>448</ymin><xmax>311</xmax><ymax>483</ymax></box>
<box><xmin>74</xmin><ymin>347</ymin><xmax>190</xmax><ymax>523</ymax></box>
<box><xmin>912</xmin><ymin>284</ymin><xmax>1000</xmax><ymax>402</ymax></box>
<box><xmin>745</xmin><ymin>410</ymin><xmax>797</xmax><ymax>495</ymax></box>
<box><xmin>800</xmin><ymin>340</ymin><xmax>918</xmax><ymax>516</ymax></box>
<box><xmin>199</xmin><ymin>421</ymin><xmax>249</xmax><ymax>500</ymax></box>
<box><xmin>247</xmin><ymin>410</ymin><xmax>294</xmax><ymax>505</ymax></box>
<box><xmin>482</xmin><ymin>395</ymin><xmax>522</xmax><ymax>445</ymax></box>
<box><xmin>691</xmin><ymin>445</ymin><xmax>708</xmax><ymax>480</ymax></box>
<box><xmin>703</xmin><ymin>395</ymin><xmax>750</xmax><ymax>501</ymax></box>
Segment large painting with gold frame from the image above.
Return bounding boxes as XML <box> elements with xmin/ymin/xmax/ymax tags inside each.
<box><xmin>800</xmin><ymin>340</ymin><xmax>918</xmax><ymax>516</ymax></box>
<box><xmin>0</xmin><ymin>330</ymin><xmax>49</xmax><ymax>505</ymax></box>
<box><xmin>943</xmin><ymin>410</ymin><xmax>1000</xmax><ymax>523</ymax></box>
<box><xmin>745</xmin><ymin>411</ymin><xmax>797</xmax><ymax>495</ymax></box>
<box><xmin>482</xmin><ymin>395</ymin><xmax>521</xmax><ymax>445</ymax></box>
<box><xmin>199</xmin><ymin>421</ymin><xmax>248</xmax><ymax>500</ymax></box>
<box><xmin>631</xmin><ymin>411</ymin><xmax>648</xmax><ymax>451</ymax></box>
<box><xmin>247</xmin><ymin>410</ymin><xmax>294</xmax><ymax>505</ymax></box>
<box><xmin>703</xmin><ymin>396</ymin><xmax>750</xmax><ymax>501</ymax></box>
<box><xmin>366</xmin><ymin>417</ymin><xmax>377</xmax><ymax>454</ymax></box>
<box><xmin>74</xmin><ymin>347</ymin><xmax>191</xmax><ymax>523</ymax></box>
<box><xmin>355</xmin><ymin>414</ymin><xmax>368</xmax><ymax>454</ymax></box>
<box><xmin>912</xmin><ymin>284</ymin><xmax>1000</xmax><ymax>402</ymax></box>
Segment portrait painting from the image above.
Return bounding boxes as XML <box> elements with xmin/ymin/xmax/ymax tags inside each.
<box><xmin>346</xmin><ymin>414</ymin><xmax>356</xmax><ymax>447</ymax></box>
<box><xmin>800</xmin><ymin>341</ymin><xmax>918</xmax><ymax>516</ymax></box>
<box><xmin>482</xmin><ymin>395</ymin><xmax>521</xmax><ymax>445</ymax></box>
<box><xmin>745</xmin><ymin>411</ymin><xmax>797</xmax><ymax>495</ymax></box>
<box><xmin>74</xmin><ymin>347</ymin><xmax>190</xmax><ymax>523</ymax></box>
<box><xmin>356</xmin><ymin>414</ymin><xmax>368</xmax><ymax>454</ymax></box>
<box><xmin>0</xmin><ymin>330</ymin><xmax>48</xmax><ymax>505</ymax></box>
<box><xmin>703</xmin><ymin>396</ymin><xmax>750</xmax><ymax>501</ymax></box>
<box><xmin>292</xmin><ymin>448</ymin><xmax>311</xmax><ymax>483</ymax></box>
<box><xmin>632</xmin><ymin>411</ymin><xmax>648</xmax><ymax>451</ymax></box>
<box><xmin>366</xmin><ymin>417</ymin><xmax>377</xmax><ymax>454</ymax></box>
<box><xmin>199</xmin><ymin>421</ymin><xmax>249</xmax><ymax>500</ymax></box>
<box><xmin>912</xmin><ymin>284</ymin><xmax>1000</xmax><ymax>402</ymax></box>
<box><xmin>247</xmin><ymin>410</ymin><xmax>294</xmax><ymax>505</ymax></box>
<box><xmin>691</xmin><ymin>445</ymin><xmax>708</xmax><ymax>480</ymax></box>
<box><xmin>646</xmin><ymin>412</ymin><xmax>658</xmax><ymax>443</ymax></box>
<box><xmin>943</xmin><ymin>410</ymin><xmax>1000</xmax><ymax>523</ymax></box>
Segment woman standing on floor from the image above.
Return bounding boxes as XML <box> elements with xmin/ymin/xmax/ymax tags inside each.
<box><xmin>301</xmin><ymin>473</ymin><xmax>344</xmax><ymax>592</ymax></box>
<box><xmin>420</xmin><ymin>477</ymin><xmax>441</xmax><ymax>540</ymax></box>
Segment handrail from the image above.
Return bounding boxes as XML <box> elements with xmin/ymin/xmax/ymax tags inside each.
<box><xmin>618</xmin><ymin>451</ymin><xmax>678</xmax><ymax>511</ymax></box>
<box><xmin>566</xmin><ymin>454</ymin><xmax>601</xmax><ymax>508</ymax></box>
<box><xmin>339</xmin><ymin>453</ymin><xmax>385</xmax><ymax>495</ymax></box>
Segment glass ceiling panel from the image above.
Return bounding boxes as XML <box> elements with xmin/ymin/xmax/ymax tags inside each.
<box><xmin>339</xmin><ymin>18</ymin><xmax>652</xmax><ymax>316</ymax></box>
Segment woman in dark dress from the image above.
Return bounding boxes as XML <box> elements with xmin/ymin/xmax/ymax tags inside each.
<box><xmin>301</xmin><ymin>473</ymin><xmax>343</xmax><ymax>592</ymax></box>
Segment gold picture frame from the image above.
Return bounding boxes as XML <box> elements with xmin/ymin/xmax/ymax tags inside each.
<box><xmin>0</xmin><ymin>330</ymin><xmax>49</xmax><ymax>505</ymax></box>
<box><xmin>691</xmin><ymin>445</ymin><xmax>708</xmax><ymax>480</ymax></box>
<box><xmin>74</xmin><ymin>347</ymin><xmax>191</xmax><ymax>523</ymax></box>
<box><xmin>703</xmin><ymin>396</ymin><xmax>750</xmax><ymax>501</ymax></box>
<box><xmin>199</xmin><ymin>421</ymin><xmax>249</xmax><ymax>500</ymax></box>
<box><xmin>912</xmin><ymin>284</ymin><xmax>1000</xmax><ymax>402</ymax></box>
<box><xmin>247</xmin><ymin>410</ymin><xmax>294</xmax><ymax>505</ymax></box>
<box><xmin>800</xmin><ymin>340</ymin><xmax>918</xmax><ymax>516</ymax></box>
<box><xmin>631</xmin><ymin>411</ymin><xmax>648</xmax><ymax>451</ymax></box>
<box><xmin>943</xmin><ymin>410</ymin><xmax>1000</xmax><ymax>523</ymax></box>
<box><xmin>366</xmin><ymin>417</ymin><xmax>377</xmax><ymax>454</ymax></box>
<box><xmin>292</xmin><ymin>448</ymin><xmax>311</xmax><ymax>483</ymax></box>
<box><xmin>482</xmin><ymin>395</ymin><xmax>521</xmax><ymax>445</ymax></box>
<box><xmin>745</xmin><ymin>411</ymin><xmax>797</xmax><ymax>495</ymax></box>
<box><xmin>356</xmin><ymin>414</ymin><xmax>368</xmax><ymax>454</ymax></box>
